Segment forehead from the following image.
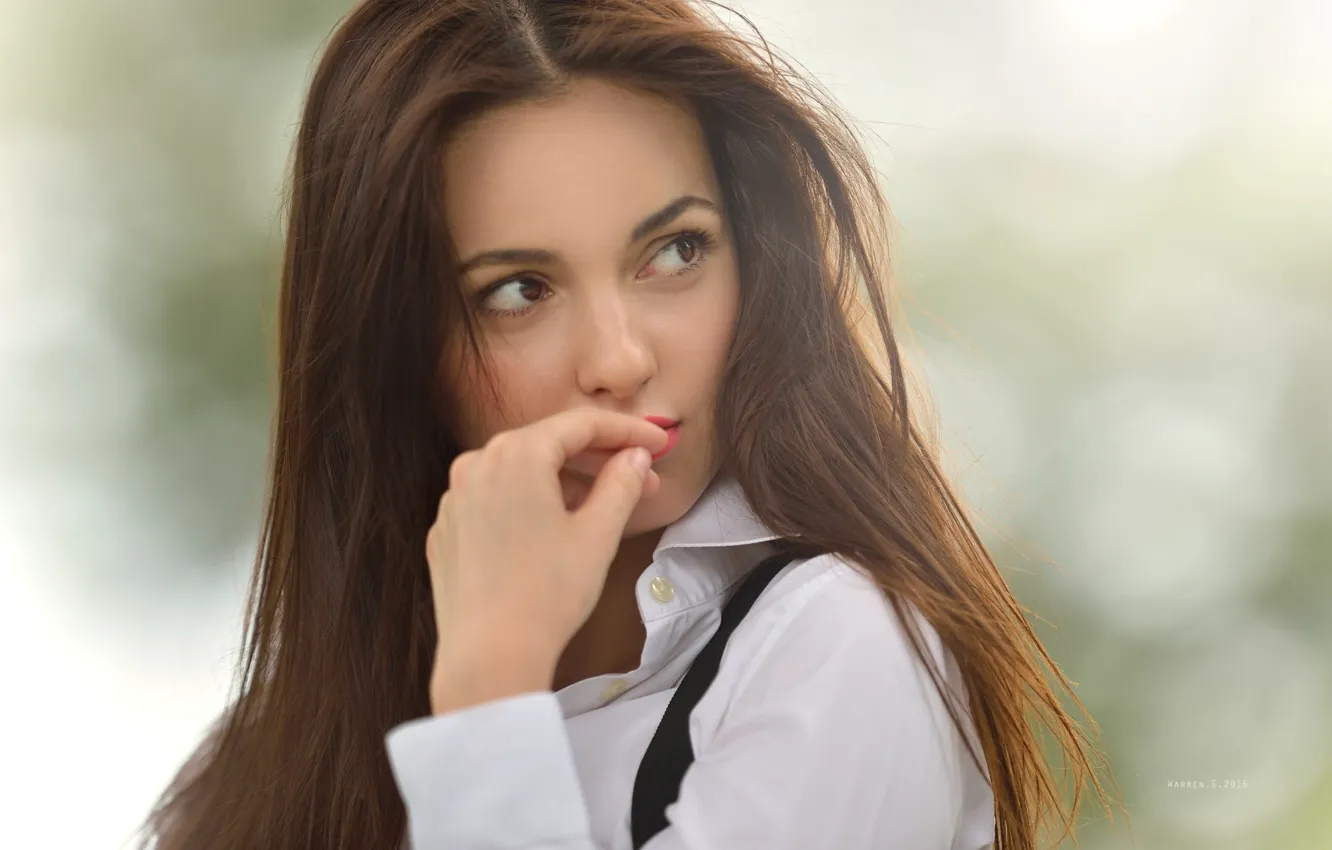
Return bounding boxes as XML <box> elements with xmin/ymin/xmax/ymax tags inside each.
<box><xmin>442</xmin><ymin>78</ymin><xmax>719</xmax><ymax>253</ymax></box>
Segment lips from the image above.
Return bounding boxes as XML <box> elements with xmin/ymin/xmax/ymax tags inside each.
<box><xmin>642</xmin><ymin>416</ymin><xmax>681</xmax><ymax>461</ymax></box>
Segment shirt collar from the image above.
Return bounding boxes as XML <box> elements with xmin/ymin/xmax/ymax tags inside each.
<box><xmin>654</xmin><ymin>472</ymin><xmax>782</xmax><ymax>554</ymax></box>
<box><xmin>640</xmin><ymin>474</ymin><xmax>783</xmax><ymax>618</ymax></box>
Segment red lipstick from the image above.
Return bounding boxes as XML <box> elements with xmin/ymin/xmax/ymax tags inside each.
<box><xmin>642</xmin><ymin>416</ymin><xmax>681</xmax><ymax>461</ymax></box>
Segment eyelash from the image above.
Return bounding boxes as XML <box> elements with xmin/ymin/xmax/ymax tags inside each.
<box><xmin>473</xmin><ymin>227</ymin><xmax>719</xmax><ymax>319</ymax></box>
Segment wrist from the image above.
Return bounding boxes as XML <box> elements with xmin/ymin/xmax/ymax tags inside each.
<box><xmin>429</xmin><ymin>638</ymin><xmax>556</xmax><ymax>715</ymax></box>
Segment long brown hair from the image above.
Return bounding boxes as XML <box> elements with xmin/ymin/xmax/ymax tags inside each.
<box><xmin>138</xmin><ymin>1</ymin><xmax>1118</xmax><ymax>848</ymax></box>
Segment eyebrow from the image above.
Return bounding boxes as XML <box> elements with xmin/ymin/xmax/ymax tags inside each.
<box><xmin>456</xmin><ymin>194</ymin><xmax>719</xmax><ymax>275</ymax></box>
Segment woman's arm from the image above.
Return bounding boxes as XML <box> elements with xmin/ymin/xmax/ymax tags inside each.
<box><xmin>387</xmin><ymin>692</ymin><xmax>592</xmax><ymax>848</ymax></box>
<box><xmin>385</xmin><ymin>558</ymin><xmax>990</xmax><ymax>850</ymax></box>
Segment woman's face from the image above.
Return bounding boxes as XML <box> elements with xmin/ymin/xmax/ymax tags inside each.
<box><xmin>441</xmin><ymin>77</ymin><xmax>741</xmax><ymax>539</ymax></box>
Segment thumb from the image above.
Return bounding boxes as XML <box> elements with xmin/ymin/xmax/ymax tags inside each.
<box><xmin>575</xmin><ymin>446</ymin><xmax>651</xmax><ymax>542</ymax></box>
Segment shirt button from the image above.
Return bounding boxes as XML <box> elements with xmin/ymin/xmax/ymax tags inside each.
<box><xmin>648</xmin><ymin>576</ymin><xmax>675</xmax><ymax>604</ymax></box>
<box><xmin>600</xmin><ymin>679</ymin><xmax>629</xmax><ymax>701</ymax></box>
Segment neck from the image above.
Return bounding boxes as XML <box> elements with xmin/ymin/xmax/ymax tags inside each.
<box><xmin>551</xmin><ymin>526</ymin><xmax>665</xmax><ymax>691</ymax></box>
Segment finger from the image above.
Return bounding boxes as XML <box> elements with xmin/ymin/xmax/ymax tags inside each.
<box><xmin>563</xmin><ymin>465</ymin><xmax>660</xmax><ymax>510</ymax></box>
<box><xmin>575</xmin><ymin>446</ymin><xmax>652</xmax><ymax>541</ymax></box>
<box><xmin>532</xmin><ymin>409</ymin><xmax>669</xmax><ymax>473</ymax></box>
<box><xmin>640</xmin><ymin>468</ymin><xmax>661</xmax><ymax>499</ymax></box>
<box><xmin>561</xmin><ymin>446</ymin><xmax>619</xmax><ymax>480</ymax></box>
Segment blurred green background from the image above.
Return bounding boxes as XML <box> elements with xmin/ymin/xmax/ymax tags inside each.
<box><xmin>1</xmin><ymin>1</ymin><xmax>1328</xmax><ymax>848</ymax></box>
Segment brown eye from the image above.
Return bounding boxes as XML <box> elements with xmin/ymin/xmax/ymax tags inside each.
<box><xmin>477</xmin><ymin>277</ymin><xmax>549</xmax><ymax>317</ymax></box>
<box><xmin>640</xmin><ymin>228</ymin><xmax>717</xmax><ymax>278</ymax></box>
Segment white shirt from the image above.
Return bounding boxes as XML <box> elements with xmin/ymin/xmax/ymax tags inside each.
<box><xmin>384</xmin><ymin>474</ymin><xmax>996</xmax><ymax>850</ymax></box>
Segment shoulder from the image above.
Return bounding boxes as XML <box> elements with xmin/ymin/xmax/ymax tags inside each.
<box><xmin>689</xmin><ymin>553</ymin><xmax>984</xmax><ymax>837</ymax></box>
<box><xmin>734</xmin><ymin>552</ymin><xmax>950</xmax><ymax>681</ymax></box>
<box><xmin>702</xmin><ymin>552</ymin><xmax>969</xmax><ymax>742</ymax></box>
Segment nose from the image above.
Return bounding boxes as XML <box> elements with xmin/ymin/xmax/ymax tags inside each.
<box><xmin>574</xmin><ymin>290</ymin><xmax>655</xmax><ymax>399</ymax></box>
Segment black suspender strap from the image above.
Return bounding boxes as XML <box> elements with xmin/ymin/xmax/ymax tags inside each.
<box><xmin>629</xmin><ymin>550</ymin><xmax>797</xmax><ymax>849</ymax></box>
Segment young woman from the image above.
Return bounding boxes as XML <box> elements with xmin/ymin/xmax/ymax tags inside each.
<box><xmin>140</xmin><ymin>1</ymin><xmax>1115</xmax><ymax>848</ymax></box>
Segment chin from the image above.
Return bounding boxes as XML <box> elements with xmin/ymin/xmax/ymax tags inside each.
<box><xmin>621</xmin><ymin>509</ymin><xmax>667</xmax><ymax>540</ymax></box>
<box><xmin>620</xmin><ymin>473</ymin><xmax>698</xmax><ymax>539</ymax></box>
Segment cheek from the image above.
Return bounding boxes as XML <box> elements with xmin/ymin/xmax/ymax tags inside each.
<box><xmin>680</xmin><ymin>273</ymin><xmax>739</xmax><ymax>388</ymax></box>
<box><xmin>699</xmin><ymin>275</ymin><xmax>740</xmax><ymax>459</ymax></box>
<box><xmin>444</xmin><ymin>346</ymin><xmax>503</xmax><ymax>451</ymax></box>
<box><xmin>449</xmin><ymin>346</ymin><xmax>563</xmax><ymax>450</ymax></box>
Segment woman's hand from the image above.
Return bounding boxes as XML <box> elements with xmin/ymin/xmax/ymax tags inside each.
<box><xmin>425</xmin><ymin>408</ymin><xmax>670</xmax><ymax>714</ymax></box>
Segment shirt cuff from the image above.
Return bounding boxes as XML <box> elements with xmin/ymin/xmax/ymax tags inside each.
<box><xmin>385</xmin><ymin>691</ymin><xmax>592</xmax><ymax>849</ymax></box>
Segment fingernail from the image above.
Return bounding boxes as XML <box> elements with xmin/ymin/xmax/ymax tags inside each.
<box><xmin>629</xmin><ymin>447</ymin><xmax>651</xmax><ymax>472</ymax></box>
